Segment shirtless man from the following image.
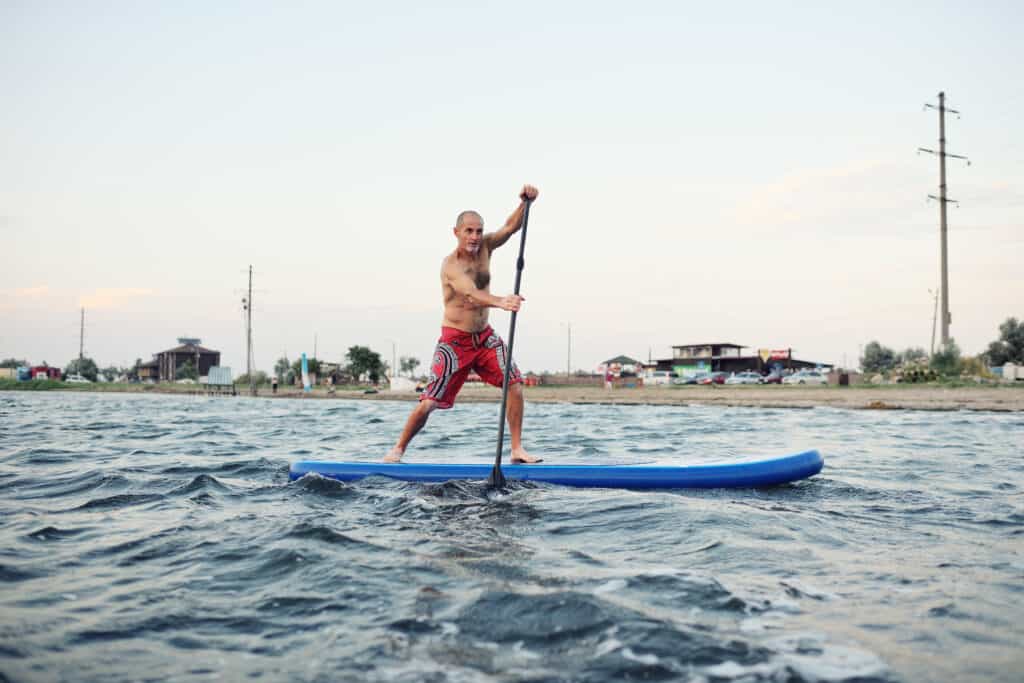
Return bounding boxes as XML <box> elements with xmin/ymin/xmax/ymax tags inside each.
<box><xmin>384</xmin><ymin>185</ymin><xmax>541</xmax><ymax>464</ymax></box>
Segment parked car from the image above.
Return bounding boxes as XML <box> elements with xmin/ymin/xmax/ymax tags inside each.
<box><xmin>697</xmin><ymin>371</ymin><xmax>728</xmax><ymax>385</ymax></box>
<box><xmin>725</xmin><ymin>371</ymin><xmax>764</xmax><ymax>385</ymax></box>
<box><xmin>646</xmin><ymin>370</ymin><xmax>678</xmax><ymax>386</ymax></box>
<box><xmin>762</xmin><ymin>372</ymin><xmax>784</xmax><ymax>384</ymax></box>
<box><xmin>65</xmin><ymin>374</ymin><xmax>91</xmax><ymax>384</ymax></box>
<box><xmin>782</xmin><ymin>370</ymin><xmax>828</xmax><ymax>385</ymax></box>
<box><xmin>673</xmin><ymin>372</ymin><xmax>705</xmax><ymax>385</ymax></box>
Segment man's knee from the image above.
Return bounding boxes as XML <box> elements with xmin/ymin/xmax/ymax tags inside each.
<box><xmin>416</xmin><ymin>398</ymin><xmax>439</xmax><ymax>416</ymax></box>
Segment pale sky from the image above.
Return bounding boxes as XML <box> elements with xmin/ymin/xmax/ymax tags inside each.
<box><xmin>2</xmin><ymin>1</ymin><xmax>1022</xmax><ymax>375</ymax></box>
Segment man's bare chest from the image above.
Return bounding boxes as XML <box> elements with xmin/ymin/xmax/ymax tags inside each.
<box><xmin>459</xmin><ymin>254</ymin><xmax>492</xmax><ymax>290</ymax></box>
<box><xmin>467</xmin><ymin>266</ymin><xmax>491</xmax><ymax>290</ymax></box>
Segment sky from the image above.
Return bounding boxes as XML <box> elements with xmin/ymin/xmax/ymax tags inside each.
<box><xmin>2</xmin><ymin>1</ymin><xmax>1022</xmax><ymax>375</ymax></box>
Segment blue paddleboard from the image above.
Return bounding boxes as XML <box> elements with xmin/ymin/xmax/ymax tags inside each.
<box><xmin>289</xmin><ymin>450</ymin><xmax>823</xmax><ymax>489</ymax></box>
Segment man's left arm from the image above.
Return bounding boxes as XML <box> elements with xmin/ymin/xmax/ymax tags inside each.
<box><xmin>484</xmin><ymin>185</ymin><xmax>538</xmax><ymax>250</ymax></box>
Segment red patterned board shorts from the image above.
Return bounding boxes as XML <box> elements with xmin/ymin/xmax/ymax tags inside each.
<box><xmin>420</xmin><ymin>325</ymin><xmax>522</xmax><ymax>409</ymax></box>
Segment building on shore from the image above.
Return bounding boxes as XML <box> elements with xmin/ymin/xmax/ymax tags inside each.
<box><xmin>654</xmin><ymin>343</ymin><xmax>832</xmax><ymax>376</ymax></box>
<box><xmin>138</xmin><ymin>338</ymin><xmax>222</xmax><ymax>382</ymax></box>
<box><xmin>597</xmin><ymin>355</ymin><xmax>643</xmax><ymax>377</ymax></box>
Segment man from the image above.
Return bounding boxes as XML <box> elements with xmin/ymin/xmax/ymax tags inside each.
<box><xmin>384</xmin><ymin>185</ymin><xmax>541</xmax><ymax>464</ymax></box>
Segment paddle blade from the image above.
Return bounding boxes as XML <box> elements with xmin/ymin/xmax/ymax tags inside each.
<box><xmin>488</xmin><ymin>463</ymin><xmax>506</xmax><ymax>489</ymax></box>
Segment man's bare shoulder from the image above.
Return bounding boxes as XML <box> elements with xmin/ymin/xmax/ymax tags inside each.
<box><xmin>440</xmin><ymin>251</ymin><xmax>459</xmax><ymax>279</ymax></box>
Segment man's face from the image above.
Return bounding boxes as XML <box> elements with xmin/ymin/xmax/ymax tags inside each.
<box><xmin>455</xmin><ymin>216</ymin><xmax>484</xmax><ymax>255</ymax></box>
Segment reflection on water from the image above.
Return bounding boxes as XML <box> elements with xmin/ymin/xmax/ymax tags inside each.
<box><xmin>1</xmin><ymin>392</ymin><xmax>1021</xmax><ymax>682</ymax></box>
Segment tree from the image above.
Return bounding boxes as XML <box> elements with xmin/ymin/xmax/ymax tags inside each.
<box><xmin>1</xmin><ymin>358</ymin><xmax>28</xmax><ymax>368</ymax></box>
<box><xmin>860</xmin><ymin>341</ymin><xmax>896</xmax><ymax>373</ymax></box>
<box><xmin>274</xmin><ymin>356</ymin><xmax>290</xmax><ymax>380</ymax></box>
<box><xmin>898</xmin><ymin>347</ymin><xmax>928</xmax><ymax>365</ymax></box>
<box><xmin>176</xmin><ymin>359</ymin><xmax>198</xmax><ymax>381</ymax></box>
<box><xmin>235</xmin><ymin>371</ymin><xmax>269</xmax><ymax>386</ymax></box>
<box><xmin>930</xmin><ymin>339</ymin><xmax>962</xmax><ymax>376</ymax></box>
<box><xmin>984</xmin><ymin>317</ymin><xmax>1024</xmax><ymax>366</ymax></box>
<box><xmin>290</xmin><ymin>357</ymin><xmax>321</xmax><ymax>379</ymax></box>
<box><xmin>346</xmin><ymin>345</ymin><xmax>385</xmax><ymax>383</ymax></box>
<box><xmin>100</xmin><ymin>366</ymin><xmax>120</xmax><ymax>382</ymax></box>
<box><xmin>125</xmin><ymin>358</ymin><xmax>143</xmax><ymax>381</ymax></box>
<box><xmin>65</xmin><ymin>357</ymin><xmax>99</xmax><ymax>381</ymax></box>
<box><xmin>400</xmin><ymin>355</ymin><xmax>421</xmax><ymax>377</ymax></box>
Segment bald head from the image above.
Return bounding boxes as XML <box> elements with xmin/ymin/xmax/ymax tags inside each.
<box><xmin>455</xmin><ymin>210</ymin><xmax>483</xmax><ymax>230</ymax></box>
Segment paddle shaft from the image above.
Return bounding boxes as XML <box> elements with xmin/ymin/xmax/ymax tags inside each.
<box><xmin>489</xmin><ymin>198</ymin><xmax>532</xmax><ymax>488</ymax></box>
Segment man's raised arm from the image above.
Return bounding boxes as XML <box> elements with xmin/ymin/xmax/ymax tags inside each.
<box><xmin>484</xmin><ymin>184</ymin><xmax>539</xmax><ymax>250</ymax></box>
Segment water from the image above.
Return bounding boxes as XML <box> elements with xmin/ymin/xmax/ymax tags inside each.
<box><xmin>1</xmin><ymin>392</ymin><xmax>1021</xmax><ymax>682</ymax></box>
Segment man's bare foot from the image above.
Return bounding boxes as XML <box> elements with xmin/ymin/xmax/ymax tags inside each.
<box><xmin>383</xmin><ymin>447</ymin><xmax>404</xmax><ymax>463</ymax></box>
<box><xmin>510</xmin><ymin>447</ymin><xmax>542</xmax><ymax>464</ymax></box>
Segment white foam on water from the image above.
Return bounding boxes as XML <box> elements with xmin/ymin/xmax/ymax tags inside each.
<box><xmin>762</xmin><ymin>632</ymin><xmax>890</xmax><ymax>682</ymax></box>
<box><xmin>593</xmin><ymin>637</ymin><xmax>623</xmax><ymax>658</ymax></box>
<box><xmin>782</xmin><ymin>645</ymin><xmax>888</xmax><ymax>682</ymax></box>
<box><xmin>621</xmin><ymin>648</ymin><xmax>660</xmax><ymax>665</ymax></box>
<box><xmin>593</xmin><ymin>578</ymin><xmax>628</xmax><ymax>594</ymax></box>
<box><xmin>704</xmin><ymin>659</ymin><xmax>777</xmax><ymax>678</ymax></box>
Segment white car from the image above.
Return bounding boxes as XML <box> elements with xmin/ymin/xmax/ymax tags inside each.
<box><xmin>724</xmin><ymin>371</ymin><xmax>764</xmax><ymax>385</ymax></box>
<box><xmin>65</xmin><ymin>374</ymin><xmax>91</xmax><ymax>384</ymax></box>
<box><xmin>782</xmin><ymin>370</ymin><xmax>828</xmax><ymax>385</ymax></box>
<box><xmin>645</xmin><ymin>370</ymin><xmax>678</xmax><ymax>386</ymax></box>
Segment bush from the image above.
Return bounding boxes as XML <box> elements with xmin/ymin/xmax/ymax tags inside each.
<box><xmin>930</xmin><ymin>340</ymin><xmax>962</xmax><ymax>377</ymax></box>
<box><xmin>959</xmin><ymin>356</ymin><xmax>993</xmax><ymax>379</ymax></box>
<box><xmin>176</xmin><ymin>360</ymin><xmax>198</xmax><ymax>381</ymax></box>
<box><xmin>235</xmin><ymin>371</ymin><xmax>269</xmax><ymax>386</ymax></box>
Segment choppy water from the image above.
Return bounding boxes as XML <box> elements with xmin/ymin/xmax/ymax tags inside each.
<box><xmin>1</xmin><ymin>392</ymin><xmax>1022</xmax><ymax>682</ymax></box>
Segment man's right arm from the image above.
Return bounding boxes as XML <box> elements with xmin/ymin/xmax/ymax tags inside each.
<box><xmin>445</xmin><ymin>265</ymin><xmax>523</xmax><ymax>312</ymax></box>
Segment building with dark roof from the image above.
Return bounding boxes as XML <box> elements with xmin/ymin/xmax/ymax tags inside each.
<box><xmin>142</xmin><ymin>337</ymin><xmax>222</xmax><ymax>382</ymax></box>
<box><xmin>654</xmin><ymin>343</ymin><xmax>831</xmax><ymax>376</ymax></box>
<box><xmin>598</xmin><ymin>355</ymin><xmax>643</xmax><ymax>377</ymax></box>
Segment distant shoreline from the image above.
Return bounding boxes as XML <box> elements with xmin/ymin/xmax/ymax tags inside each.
<box><xmin>5</xmin><ymin>381</ymin><xmax>1023</xmax><ymax>412</ymax></box>
<box><xmin>358</xmin><ymin>384</ymin><xmax>1024</xmax><ymax>412</ymax></box>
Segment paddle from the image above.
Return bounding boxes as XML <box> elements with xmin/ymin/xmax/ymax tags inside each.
<box><xmin>488</xmin><ymin>196</ymin><xmax>533</xmax><ymax>489</ymax></box>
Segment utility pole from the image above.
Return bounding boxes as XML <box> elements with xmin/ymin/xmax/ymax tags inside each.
<box><xmin>929</xmin><ymin>288</ymin><xmax>939</xmax><ymax>357</ymax></box>
<box><xmin>918</xmin><ymin>91</ymin><xmax>969</xmax><ymax>349</ymax></box>
<box><xmin>566</xmin><ymin>323</ymin><xmax>571</xmax><ymax>379</ymax></box>
<box><xmin>243</xmin><ymin>265</ymin><xmax>255</xmax><ymax>396</ymax></box>
<box><xmin>79</xmin><ymin>308</ymin><xmax>85</xmax><ymax>366</ymax></box>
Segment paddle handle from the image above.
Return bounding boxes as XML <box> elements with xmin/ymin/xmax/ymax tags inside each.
<box><xmin>489</xmin><ymin>198</ymin><xmax>532</xmax><ymax>488</ymax></box>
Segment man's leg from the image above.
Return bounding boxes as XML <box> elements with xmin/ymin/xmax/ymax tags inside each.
<box><xmin>385</xmin><ymin>399</ymin><xmax>438</xmax><ymax>462</ymax></box>
<box><xmin>506</xmin><ymin>383</ymin><xmax>541</xmax><ymax>464</ymax></box>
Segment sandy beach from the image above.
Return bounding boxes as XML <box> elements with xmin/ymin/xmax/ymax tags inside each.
<box><xmin>276</xmin><ymin>383</ymin><xmax>1024</xmax><ymax>412</ymax></box>
<box><xmin>10</xmin><ymin>381</ymin><xmax>1021</xmax><ymax>411</ymax></box>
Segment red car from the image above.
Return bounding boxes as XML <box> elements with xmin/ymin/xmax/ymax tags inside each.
<box><xmin>762</xmin><ymin>372</ymin><xmax>783</xmax><ymax>384</ymax></box>
<box><xmin>697</xmin><ymin>371</ymin><xmax>728</xmax><ymax>385</ymax></box>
